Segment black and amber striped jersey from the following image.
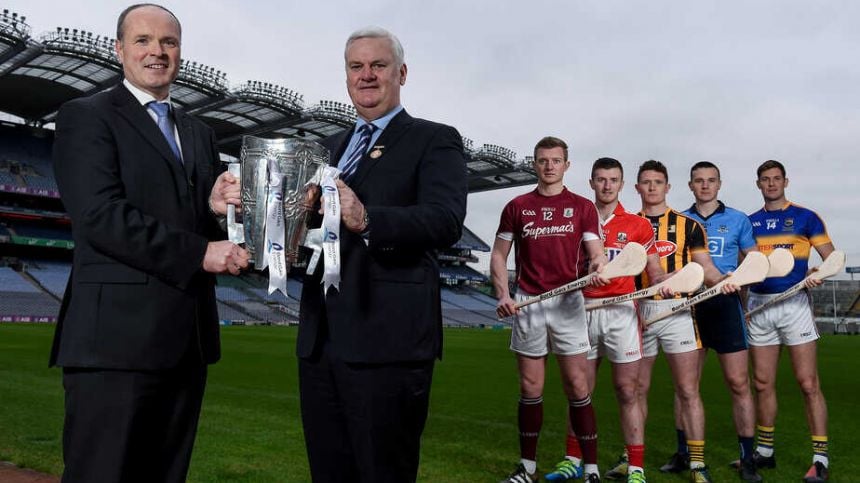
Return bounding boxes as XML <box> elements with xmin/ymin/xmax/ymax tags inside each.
<box><xmin>636</xmin><ymin>207</ymin><xmax>709</xmax><ymax>292</ymax></box>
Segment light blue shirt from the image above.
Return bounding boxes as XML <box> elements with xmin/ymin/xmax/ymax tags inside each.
<box><xmin>336</xmin><ymin>105</ymin><xmax>404</xmax><ymax>171</ymax></box>
<box><xmin>684</xmin><ymin>200</ymin><xmax>757</xmax><ymax>274</ymax></box>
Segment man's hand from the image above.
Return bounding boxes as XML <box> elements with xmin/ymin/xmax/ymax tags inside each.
<box><xmin>335</xmin><ymin>179</ymin><xmax>367</xmax><ymax>233</ymax></box>
<box><xmin>496</xmin><ymin>295</ymin><xmax>518</xmax><ymax>318</ymax></box>
<box><xmin>209</xmin><ymin>172</ymin><xmax>241</xmax><ymax>216</ymax></box>
<box><xmin>720</xmin><ymin>275</ymin><xmax>740</xmax><ymax>294</ymax></box>
<box><xmin>805</xmin><ymin>267</ymin><xmax>825</xmax><ymax>288</ymax></box>
<box><xmin>203</xmin><ymin>240</ymin><xmax>250</xmax><ymax>275</ymax></box>
<box><xmin>658</xmin><ymin>286</ymin><xmax>676</xmax><ymax>298</ymax></box>
<box><xmin>589</xmin><ymin>255</ymin><xmax>610</xmax><ymax>287</ymax></box>
<box><xmin>305</xmin><ymin>184</ymin><xmax>320</xmax><ymax>210</ymax></box>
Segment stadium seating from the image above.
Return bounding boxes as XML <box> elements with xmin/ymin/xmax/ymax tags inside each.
<box><xmin>8</xmin><ymin>222</ymin><xmax>72</xmax><ymax>240</ymax></box>
<box><xmin>440</xmin><ymin>286</ymin><xmax>499</xmax><ymax>326</ymax></box>
<box><xmin>23</xmin><ymin>261</ymin><xmax>70</xmax><ymax>298</ymax></box>
<box><xmin>0</xmin><ymin>267</ymin><xmax>60</xmax><ymax>321</ymax></box>
<box><xmin>810</xmin><ymin>280</ymin><xmax>860</xmax><ymax>317</ymax></box>
<box><xmin>0</xmin><ymin>171</ymin><xmax>16</xmax><ymax>185</ymax></box>
<box><xmin>0</xmin><ymin>266</ymin><xmax>38</xmax><ymax>292</ymax></box>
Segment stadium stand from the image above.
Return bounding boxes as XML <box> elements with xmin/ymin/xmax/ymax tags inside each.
<box><xmin>0</xmin><ymin>265</ymin><xmax>60</xmax><ymax>322</ymax></box>
<box><xmin>810</xmin><ymin>280</ymin><xmax>860</xmax><ymax>317</ymax></box>
<box><xmin>22</xmin><ymin>260</ymin><xmax>69</xmax><ymax>298</ymax></box>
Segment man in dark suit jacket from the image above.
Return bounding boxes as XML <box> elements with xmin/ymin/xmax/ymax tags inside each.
<box><xmin>50</xmin><ymin>4</ymin><xmax>248</xmax><ymax>482</ymax></box>
<box><xmin>297</xmin><ymin>27</ymin><xmax>468</xmax><ymax>482</ymax></box>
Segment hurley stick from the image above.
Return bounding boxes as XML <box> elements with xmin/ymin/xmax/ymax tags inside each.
<box><xmin>585</xmin><ymin>262</ymin><xmax>704</xmax><ymax>310</ymax></box>
<box><xmin>645</xmin><ymin>251</ymin><xmax>770</xmax><ymax>325</ymax></box>
<box><xmin>745</xmin><ymin>250</ymin><xmax>846</xmax><ymax>319</ymax></box>
<box><xmin>515</xmin><ymin>242</ymin><xmax>648</xmax><ymax>310</ymax></box>
<box><xmin>765</xmin><ymin>247</ymin><xmax>794</xmax><ymax>278</ymax></box>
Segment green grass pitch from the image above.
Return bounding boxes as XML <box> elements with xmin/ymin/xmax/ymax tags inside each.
<box><xmin>1</xmin><ymin>324</ymin><xmax>857</xmax><ymax>481</ymax></box>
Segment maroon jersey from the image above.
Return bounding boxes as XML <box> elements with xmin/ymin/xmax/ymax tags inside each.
<box><xmin>497</xmin><ymin>187</ymin><xmax>601</xmax><ymax>294</ymax></box>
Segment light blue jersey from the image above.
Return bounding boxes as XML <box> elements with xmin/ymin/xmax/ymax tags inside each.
<box><xmin>684</xmin><ymin>201</ymin><xmax>757</xmax><ymax>275</ymax></box>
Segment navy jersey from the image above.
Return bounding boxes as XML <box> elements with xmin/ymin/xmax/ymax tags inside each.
<box><xmin>749</xmin><ymin>202</ymin><xmax>831</xmax><ymax>293</ymax></box>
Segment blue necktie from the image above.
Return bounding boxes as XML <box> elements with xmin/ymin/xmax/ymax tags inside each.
<box><xmin>340</xmin><ymin>123</ymin><xmax>376</xmax><ymax>181</ymax></box>
<box><xmin>147</xmin><ymin>101</ymin><xmax>182</xmax><ymax>163</ymax></box>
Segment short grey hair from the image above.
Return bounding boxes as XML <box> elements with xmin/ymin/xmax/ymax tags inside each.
<box><xmin>345</xmin><ymin>26</ymin><xmax>405</xmax><ymax>67</ymax></box>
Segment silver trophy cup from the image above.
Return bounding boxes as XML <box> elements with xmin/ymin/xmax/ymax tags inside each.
<box><xmin>230</xmin><ymin>136</ymin><xmax>329</xmax><ymax>268</ymax></box>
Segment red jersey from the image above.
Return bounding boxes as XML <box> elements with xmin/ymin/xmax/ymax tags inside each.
<box><xmin>584</xmin><ymin>202</ymin><xmax>657</xmax><ymax>298</ymax></box>
<box><xmin>497</xmin><ymin>187</ymin><xmax>600</xmax><ymax>295</ymax></box>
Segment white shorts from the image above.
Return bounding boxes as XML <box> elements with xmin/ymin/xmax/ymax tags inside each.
<box><xmin>747</xmin><ymin>291</ymin><xmax>819</xmax><ymax>346</ymax></box>
<box><xmin>639</xmin><ymin>298</ymin><xmax>700</xmax><ymax>357</ymax></box>
<box><xmin>511</xmin><ymin>290</ymin><xmax>590</xmax><ymax>357</ymax></box>
<box><xmin>585</xmin><ymin>299</ymin><xmax>642</xmax><ymax>363</ymax></box>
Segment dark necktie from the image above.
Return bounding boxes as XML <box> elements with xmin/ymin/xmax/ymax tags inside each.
<box><xmin>340</xmin><ymin>123</ymin><xmax>376</xmax><ymax>181</ymax></box>
<box><xmin>147</xmin><ymin>101</ymin><xmax>182</xmax><ymax>163</ymax></box>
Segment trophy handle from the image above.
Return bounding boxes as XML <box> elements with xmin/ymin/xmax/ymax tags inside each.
<box><xmin>226</xmin><ymin>162</ymin><xmax>245</xmax><ymax>244</ymax></box>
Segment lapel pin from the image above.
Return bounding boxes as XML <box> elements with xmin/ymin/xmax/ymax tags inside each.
<box><xmin>369</xmin><ymin>145</ymin><xmax>384</xmax><ymax>159</ymax></box>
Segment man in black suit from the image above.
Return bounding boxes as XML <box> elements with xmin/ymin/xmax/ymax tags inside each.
<box><xmin>297</xmin><ymin>27</ymin><xmax>468</xmax><ymax>482</ymax></box>
<box><xmin>50</xmin><ymin>4</ymin><xmax>248</xmax><ymax>482</ymax></box>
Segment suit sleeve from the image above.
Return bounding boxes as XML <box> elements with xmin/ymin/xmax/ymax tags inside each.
<box><xmin>53</xmin><ymin>100</ymin><xmax>209</xmax><ymax>289</ymax></box>
<box><xmin>365</xmin><ymin>124</ymin><xmax>467</xmax><ymax>250</ymax></box>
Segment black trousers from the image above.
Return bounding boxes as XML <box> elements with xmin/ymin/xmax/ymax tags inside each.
<box><xmin>299</xmin><ymin>339</ymin><xmax>434</xmax><ymax>483</ymax></box>
<box><xmin>60</xmin><ymin>363</ymin><xmax>207</xmax><ymax>483</ymax></box>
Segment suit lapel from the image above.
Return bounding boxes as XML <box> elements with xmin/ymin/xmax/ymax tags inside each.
<box><xmin>174</xmin><ymin>109</ymin><xmax>197</xmax><ymax>180</ymax></box>
<box><xmin>350</xmin><ymin>110</ymin><xmax>413</xmax><ymax>187</ymax></box>
<box><xmin>111</xmin><ymin>85</ymin><xmax>189</xmax><ymax>197</ymax></box>
<box><xmin>328</xmin><ymin>129</ymin><xmax>351</xmax><ymax>167</ymax></box>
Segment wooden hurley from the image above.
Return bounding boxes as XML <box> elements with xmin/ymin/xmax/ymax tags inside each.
<box><xmin>514</xmin><ymin>242</ymin><xmax>648</xmax><ymax>310</ymax></box>
<box><xmin>765</xmin><ymin>247</ymin><xmax>795</xmax><ymax>278</ymax></box>
<box><xmin>745</xmin><ymin>250</ymin><xmax>846</xmax><ymax>319</ymax></box>
<box><xmin>585</xmin><ymin>262</ymin><xmax>704</xmax><ymax>310</ymax></box>
<box><xmin>645</xmin><ymin>251</ymin><xmax>770</xmax><ymax>325</ymax></box>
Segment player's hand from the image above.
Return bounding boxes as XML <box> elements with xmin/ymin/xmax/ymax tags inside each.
<box><xmin>496</xmin><ymin>296</ymin><xmax>518</xmax><ymax>318</ymax></box>
<box><xmin>203</xmin><ymin>241</ymin><xmax>250</xmax><ymax>275</ymax></box>
<box><xmin>335</xmin><ymin>180</ymin><xmax>367</xmax><ymax>233</ymax></box>
<box><xmin>805</xmin><ymin>267</ymin><xmax>825</xmax><ymax>288</ymax></box>
<box><xmin>209</xmin><ymin>172</ymin><xmax>241</xmax><ymax>216</ymax></box>
<box><xmin>721</xmin><ymin>281</ymin><xmax>740</xmax><ymax>294</ymax></box>
<box><xmin>589</xmin><ymin>256</ymin><xmax>610</xmax><ymax>287</ymax></box>
<box><xmin>658</xmin><ymin>286</ymin><xmax>676</xmax><ymax>298</ymax></box>
<box><xmin>590</xmin><ymin>273</ymin><xmax>610</xmax><ymax>287</ymax></box>
<box><xmin>305</xmin><ymin>184</ymin><xmax>320</xmax><ymax>210</ymax></box>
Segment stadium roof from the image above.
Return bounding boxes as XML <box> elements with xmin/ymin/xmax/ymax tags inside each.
<box><xmin>0</xmin><ymin>8</ymin><xmax>536</xmax><ymax>193</ymax></box>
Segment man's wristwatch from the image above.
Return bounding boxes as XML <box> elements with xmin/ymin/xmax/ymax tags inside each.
<box><xmin>360</xmin><ymin>210</ymin><xmax>371</xmax><ymax>236</ymax></box>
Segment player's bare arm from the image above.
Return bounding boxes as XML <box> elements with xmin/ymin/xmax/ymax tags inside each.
<box><xmin>584</xmin><ymin>238</ymin><xmax>609</xmax><ymax>287</ymax></box>
<box><xmin>644</xmin><ymin>253</ymin><xmax>675</xmax><ymax>298</ymax></box>
<box><xmin>806</xmin><ymin>242</ymin><xmax>836</xmax><ymax>288</ymax></box>
<box><xmin>692</xmin><ymin>250</ymin><xmax>739</xmax><ymax>294</ymax></box>
<box><xmin>491</xmin><ymin>237</ymin><xmax>517</xmax><ymax>317</ymax></box>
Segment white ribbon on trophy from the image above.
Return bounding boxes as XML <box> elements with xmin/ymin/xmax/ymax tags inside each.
<box><xmin>319</xmin><ymin>166</ymin><xmax>342</xmax><ymax>294</ymax></box>
<box><xmin>263</xmin><ymin>158</ymin><xmax>289</xmax><ymax>296</ymax></box>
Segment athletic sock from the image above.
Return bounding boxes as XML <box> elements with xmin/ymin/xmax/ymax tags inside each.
<box><xmin>812</xmin><ymin>435</ymin><xmax>829</xmax><ymax>467</ymax></box>
<box><xmin>738</xmin><ymin>435</ymin><xmax>755</xmax><ymax>461</ymax></box>
<box><xmin>569</xmin><ymin>395</ymin><xmax>598</xmax><ymax>465</ymax></box>
<box><xmin>520</xmin><ymin>458</ymin><xmax>537</xmax><ymax>475</ymax></box>
<box><xmin>687</xmin><ymin>439</ymin><xmax>705</xmax><ymax>468</ymax></box>
<box><xmin>518</xmin><ymin>396</ymin><xmax>543</xmax><ymax>464</ymax></box>
<box><xmin>584</xmin><ymin>463</ymin><xmax>599</xmax><ymax>477</ymax></box>
<box><xmin>627</xmin><ymin>444</ymin><xmax>645</xmax><ymax>470</ymax></box>
<box><xmin>755</xmin><ymin>424</ymin><xmax>775</xmax><ymax>457</ymax></box>
<box><xmin>676</xmin><ymin>428</ymin><xmax>689</xmax><ymax>455</ymax></box>
<box><xmin>566</xmin><ymin>431</ymin><xmax>583</xmax><ymax>460</ymax></box>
